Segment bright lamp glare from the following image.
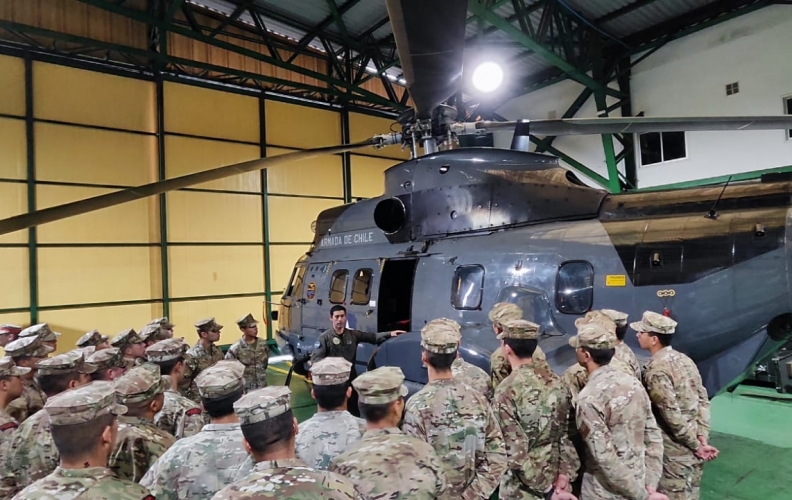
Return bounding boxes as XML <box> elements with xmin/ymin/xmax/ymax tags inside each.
<box><xmin>472</xmin><ymin>62</ymin><xmax>503</xmax><ymax>92</ymax></box>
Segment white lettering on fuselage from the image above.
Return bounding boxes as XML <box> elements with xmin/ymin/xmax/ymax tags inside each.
<box><xmin>319</xmin><ymin>231</ymin><xmax>375</xmax><ymax>247</ymax></box>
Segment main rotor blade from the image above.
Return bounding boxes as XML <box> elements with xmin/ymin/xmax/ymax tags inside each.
<box><xmin>473</xmin><ymin>116</ymin><xmax>792</xmax><ymax>135</ymax></box>
<box><xmin>0</xmin><ymin>141</ymin><xmax>375</xmax><ymax>236</ymax></box>
<box><xmin>386</xmin><ymin>0</ymin><xmax>467</xmax><ymax>120</ymax></box>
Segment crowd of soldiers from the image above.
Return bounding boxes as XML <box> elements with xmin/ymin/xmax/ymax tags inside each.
<box><xmin>0</xmin><ymin>301</ymin><xmax>717</xmax><ymax>500</ymax></box>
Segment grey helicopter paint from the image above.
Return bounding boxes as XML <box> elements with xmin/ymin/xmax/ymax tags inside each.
<box><xmin>274</xmin><ymin>148</ymin><xmax>792</xmax><ymax>397</ymax></box>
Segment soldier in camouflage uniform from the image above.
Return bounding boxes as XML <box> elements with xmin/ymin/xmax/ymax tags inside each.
<box><xmin>141</xmin><ymin>359</ymin><xmax>251</xmax><ymax>500</ymax></box>
<box><xmin>110</xmin><ymin>328</ymin><xmax>147</xmax><ymax>369</ymax></box>
<box><xmin>3</xmin><ymin>336</ymin><xmax>52</xmax><ymax>423</ymax></box>
<box><xmin>572</xmin><ymin>322</ymin><xmax>667</xmax><ymax>500</ymax></box>
<box><xmin>295</xmin><ymin>357</ymin><xmax>365</xmax><ymax>469</ymax></box>
<box><xmin>147</xmin><ymin>338</ymin><xmax>204</xmax><ymax>440</ymax></box>
<box><xmin>149</xmin><ymin>317</ymin><xmax>175</xmax><ymax>339</ymax></box>
<box><xmin>635</xmin><ymin>312</ymin><xmax>718</xmax><ymax>500</ymax></box>
<box><xmin>225</xmin><ymin>313</ymin><xmax>269</xmax><ymax>391</ymax></box>
<box><xmin>76</xmin><ymin>329</ymin><xmax>110</xmax><ymax>351</ymax></box>
<box><xmin>0</xmin><ymin>324</ymin><xmax>22</xmax><ymax>347</ymax></box>
<box><xmin>426</xmin><ymin>318</ymin><xmax>493</xmax><ymax>400</ymax></box>
<box><xmin>110</xmin><ymin>363</ymin><xmax>176</xmax><ymax>482</ymax></box>
<box><xmin>2</xmin><ymin>351</ymin><xmax>97</xmax><ymax>496</ymax></box>
<box><xmin>213</xmin><ymin>386</ymin><xmax>364</xmax><ymax>500</ymax></box>
<box><xmin>492</xmin><ymin>319</ymin><xmax>579</xmax><ymax>500</ymax></box>
<box><xmin>403</xmin><ymin>322</ymin><xmax>507</xmax><ymax>499</ymax></box>
<box><xmin>329</xmin><ymin>366</ymin><xmax>450</xmax><ymax>499</ymax></box>
<box><xmin>88</xmin><ymin>347</ymin><xmax>128</xmax><ymax>382</ymax></box>
<box><xmin>488</xmin><ymin>302</ymin><xmax>552</xmax><ymax>389</ymax></box>
<box><xmin>600</xmin><ymin>309</ymin><xmax>641</xmax><ymax>379</ymax></box>
<box><xmin>0</xmin><ymin>358</ymin><xmax>28</xmax><ymax>465</ymax></box>
<box><xmin>10</xmin><ymin>381</ymin><xmax>153</xmax><ymax>500</ymax></box>
<box><xmin>140</xmin><ymin>323</ymin><xmax>171</xmax><ymax>348</ymax></box>
<box><xmin>18</xmin><ymin>323</ymin><xmax>61</xmax><ymax>351</ymax></box>
<box><xmin>180</xmin><ymin>318</ymin><xmax>225</xmax><ymax>402</ymax></box>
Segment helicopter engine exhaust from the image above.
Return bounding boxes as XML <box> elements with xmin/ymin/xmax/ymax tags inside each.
<box><xmin>374</xmin><ymin>197</ymin><xmax>408</xmax><ymax>235</ymax></box>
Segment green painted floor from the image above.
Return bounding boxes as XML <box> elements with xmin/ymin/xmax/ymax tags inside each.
<box><xmin>268</xmin><ymin>363</ymin><xmax>792</xmax><ymax>499</ymax></box>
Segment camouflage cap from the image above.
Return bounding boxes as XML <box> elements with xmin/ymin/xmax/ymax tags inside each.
<box><xmin>44</xmin><ymin>380</ymin><xmax>127</xmax><ymax>426</ymax></box>
<box><xmin>195</xmin><ymin>360</ymin><xmax>245</xmax><ymax>399</ymax></box>
<box><xmin>569</xmin><ymin>322</ymin><xmax>615</xmax><ymax>350</ymax></box>
<box><xmin>139</xmin><ymin>324</ymin><xmax>168</xmax><ymax>343</ymax></box>
<box><xmin>110</xmin><ymin>328</ymin><xmax>144</xmax><ymax>348</ymax></box>
<box><xmin>195</xmin><ymin>317</ymin><xmax>223</xmax><ymax>333</ymax></box>
<box><xmin>310</xmin><ymin>357</ymin><xmax>352</xmax><ymax>386</ymax></box>
<box><xmin>236</xmin><ymin>313</ymin><xmax>259</xmax><ymax>329</ymax></box>
<box><xmin>352</xmin><ymin>366</ymin><xmax>408</xmax><ymax>405</ymax></box>
<box><xmin>76</xmin><ymin>346</ymin><xmax>96</xmax><ymax>358</ymax></box>
<box><xmin>87</xmin><ymin>347</ymin><xmax>125</xmax><ymax>370</ymax></box>
<box><xmin>631</xmin><ymin>311</ymin><xmax>677</xmax><ymax>334</ymax></box>
<box><xmin>150</xmin><ymin>317</ymin><xmax>175</xmax><ymax>330</ymax></box>
<box><xmin>488</xmin><ymin>302</ymin><xmax>523</xmax><ymax>326</ymax></box>
<box><xmin>420</xmin><ymin>324</ymin><xmax>460</xmax><ymax>354</ymax></box>
<box><xmin>423</xmin><ymin>318</ymin><xmax>461</xmax><ymax>337</ymax></box>
<box><xmin>497</xmin><ymin>319</ymin><xmax>540</xmax><ymax>340</ymax></box>
<box><xmin>600</xmin><ymin>309</ymin><xmax>628</xmax><ymax>328</ymax></box>
<box><xmin>574</xmin><ymin>311</ymin><xmax>616</xmax><ymax>336</ymax></box>
<box><xmin>0</xmin><ymin>324</ymin><xmax>22</xmax><ymax>335</ymax></box>
<box><xmin>0</xmin><ymin>357</ymin><xmax>31</xmax><ymax>377</ymax></box>
<box><xmin>113</xmin><ymin>363</ymin><xmax>167</xmax><ymax>404</ymax></box>
<box><xmin>146</xmin><ymin>338</ymin><xmax>188</xmax><ymax>363</ymax></box>
<box><xmin>19</xmin><ymin>323</ymin><xmax>61</xmax><ymax>342</ymax></box>
<box><xmin>3</xmin><ymin>336</ymin><xmax>54</xmax><ymax>358</ymax></box>
<box><xmin>36</xmin><ymin>351</ymin><xmax>98</xmax><ymax>376</ymax></box>
<box><xmin>234</xmin><ymin>386</ymin><xmax>291</xmax><ymax>425</ymax></box>
<box><xmin>76</xmin><ymin>330</ymin><xmax>109</xmax><ymax>348</ymax></box>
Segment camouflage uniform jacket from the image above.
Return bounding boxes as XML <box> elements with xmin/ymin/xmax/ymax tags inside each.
<box><xmin>10</xmin><ymin>467</ymin><xmax>153</xmax><ymax>500</ymax></box>
<box><xmin>329</xmin><ymin>427</ymin><xmax>451</xmax><ymax>499</ymax></box>
<box><xmin>614</xmin><ymin>342</ymin><xmax>642</xmax><ymax>380</ymax></box>
<box><xmin>110</xmin><ymin>415</ymin><xmax>176</xmax><ymax>483</ymax></box>
<box><xmin>493</xmin><ymin>363</ymin><xmax>580</xmax><ymax>500</ymax></box>
<box><xmin>576</xmin><ymin>365</ymin><xmax>664</xmax><ymax>500</ymax></box>
<box><xmin>0</xmin><ymin>407</ymin><xmax>18</xmax><ymax>468</ymax></box>
<box><xmin>180</xmin><ymin>342</ymin><xmax>224</xmax><ymax>402</ymax></box>
<box><xmin>295</xmin><ymin>410</ymin><xmax>365</xmax><ymax>470</ymax></box>
<box><xmin>213</xmin><ymin>458</ymin><xmax>365</xmax><ymax>500</ymax></box>
<box><xmin>155</xmin><ymin>388</ymin><xmax>204</xmax><ymax>440</ymax></box>
<box><xmin>6</xmin><ymin>378</ymin><xmax>46</xmax><ymax>423</ymax></box>
<box><xmin>490</xmin><ymin>345</ymin><xmax>550</xmax><ymax>389</ymax></box>
<box><xmin>643</xmin><ymin>347</ymin><xmax>711</xmax><ymax>457</ymax></box>
<box><xmin>451</xmin><ymin>358</ymin><xmax>493</xmax><ymax>400</ymax></box>
<box><xmin>224</xmin><ymin>337</ymin><xmax>269</xmax><ymax>391</ymax></box>
<box><xmin>2</xmin><ymin>408</ymin><xmax>59</xmax><ymax>495</ymax></box>
<box><xmin>563</xmin><ymin>359</ymin><xmax>636</xmax><ymax>407</ymax></box>
<box><xmin>140</xmin><ymin>423</ymin><xmax>252</xmax><ymax>500</ymax></box>
<box><xmin>403</xmin><ymin>378</ymin><xmax>507</xmax><ymax>500</ymax></box>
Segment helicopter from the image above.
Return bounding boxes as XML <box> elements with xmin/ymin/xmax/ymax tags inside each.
<box><xmin>3</xmin><ymin>0</ymin><xmax>792</xmax><ymax>397</ymax></box>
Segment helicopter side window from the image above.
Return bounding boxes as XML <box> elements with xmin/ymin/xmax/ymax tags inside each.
<box><xmin>496</xmin><ymin>286</ymin><xmax>546</xmax><ymax>322</ymax></box>
<box><xmin>452</xmin><ymin>265</ymin><xmax>485</xmax><ymax>310</ymax></box>
<box><xmin>329</xmin><ymin>270</ymin><xmax>348</xmax><ymax>304</ymax></box>
<box><xmin>556</xmin><ymin>261</ymin><xmax>594</xmax><ymax>314</ymax></box>
<box><xmin>351</xmin><ymin>269</ymin><xmax>373</xmax><ymax>305</ymax></box>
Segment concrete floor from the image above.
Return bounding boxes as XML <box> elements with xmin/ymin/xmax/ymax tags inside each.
<box><xmin>267</xmin><ymin>363</ymin><xmax>791</xmax><ymax>500</ymax></box>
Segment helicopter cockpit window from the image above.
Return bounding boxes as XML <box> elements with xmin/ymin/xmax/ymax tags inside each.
<box><xmin>329</xmin><ymin>270</ymin><xmax>348</xmax><ymax>304</ymax></box>
<box><xmin>452</xmin><ymin>265</ymin><xmax>485</xmax><ymax>310</ymax></box>
<box><xmin>286</xmin><ymin>265</ymin><xmax>307</xmax><ymax>298</ymax></box>
<box><xmin>351</xmin><ymin>269</ymin><xmax>373</xmax><ymax>305</ymax></box>
<box><xmin>556</xmin><ymin>261</ymin><xmax>594</xmax><ymax>314</ymax></box>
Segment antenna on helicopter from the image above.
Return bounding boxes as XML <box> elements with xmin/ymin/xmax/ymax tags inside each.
<box><xmin>705</xmin><ymin>175</ymin><xmax>733</xmax><ymax>220</ymax></box>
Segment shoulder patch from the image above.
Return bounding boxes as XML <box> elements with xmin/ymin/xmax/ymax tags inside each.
<box><xmin>185</xmin><ymin>408</ymin><xmax>202</xmax><ymax>417</ymax></box>
<box><xmin>0</xmin><ymin>422</ymin><xmax>18</xmax><ymax>432</ymax></box>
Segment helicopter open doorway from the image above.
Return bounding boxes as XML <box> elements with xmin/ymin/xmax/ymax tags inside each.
<box><xmin>377</xmin><ymin>259</ymin><xmax>417</xmax><ymax>333</ymax></box>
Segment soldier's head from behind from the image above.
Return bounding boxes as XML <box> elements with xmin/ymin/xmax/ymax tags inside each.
<box><xmin>36</xmin><ymin>350</ymin><xmax>97</xmax><ymax>397</ymax></box>
<box><xmin>353</xmin><ymin>366</ymin><xmax>408</xmax><ymax>428</ymax></box>
<box><xmin>195</xmin><ymin>317</ymin><xmax>223</xmax><ymax>344</ymax></box>
<box><xmin>310</xmin><ymin>357</ymin><xmax>353</xmax><ymax>411</ymax></box>
<box><xmin>633</xmin><ymin>311</ymin><xmax>677</xmax><ymax>352</ymax></box>
<box><xmin>87</xmin><ymin>347</ymin><xmax>127</xmax><ymax>382</ymax></box>
<box><xmin>150</xmin><ymin>317</ymin><xmax>175</xmax><ymax>338</ymax></box>
<box><xmin>0</xmin><ymin>324</ymin><xmax>22</xmax><ymax>347</ymax></box>
<box><xmin>76</xmin><ymin>329</ymin><xmax>110</xmax><ymax>351</ymax></box>
<box><xmin>146</xmin><ymin>338</ymin><xmax>189</xmax><ymax>385</ymax></box>
<box><xmin>488</xmin><ymin>302</ymin><xmax>523</xmax><ymax>336</ymax></box>
<box><xmin>570</xmin><ymin>322</ymin><xmax>616</xmax><ymax>369</ymax></box>
<box><xmin>110</xmin><ymin>328</ymin><xmax>146</xmax><ymax>360</ymax></box>
<box><xmin>19</xmin><ymin>323</ymin><xmax>61</xmax><ymax>351</ymax></box>
<box><xmin>113</xmin><ymin>363</ymin><xmax>167</xmax><ymax>420</ymax></box>
<box><xmin>420</xmin><ymin>321</ymin><xmax>460</xmax><ymax>373</ymax></box>
<box><xmin>3</xmin><ymin>336</ymin><xmax>53</xmax><ymax>374</ymax></box>
<box><xmin>497</xmin><ymin>319</ymin><xmax>540</xmax><ymax>365</ymax></box>
<box><xmin>235</xmin><ymin>386</ymin><xmax>297</xmax><ymax>462</ymax></box>
<box><xmin>236</xmin><ymin>313</ymin><xmax>260</xmax><ymax>339</ymax></box>
<box><xmin>45</xmin><ymin>381</ymin><xmax>127</xmax><ymax>469</ymax></box>
<box><xmin>329</xmin><ymin>305</ymin><xmax>347</xmax><ymax>333</ymax></box>
<box><xmin>195</xmin><ymin>359</ymin><xmax>246</xmax><ymax>421</ymax></box>
<box><xmin>0</xmin><ymin>357</ymin><xmax>30</xmax><ymax>405</ymax></box>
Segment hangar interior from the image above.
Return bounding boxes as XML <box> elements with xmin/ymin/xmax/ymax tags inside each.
<box><xmin>1</xmin><ymin>1</ymin><xmax>792</xmax><ymax>498</ymax></box>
